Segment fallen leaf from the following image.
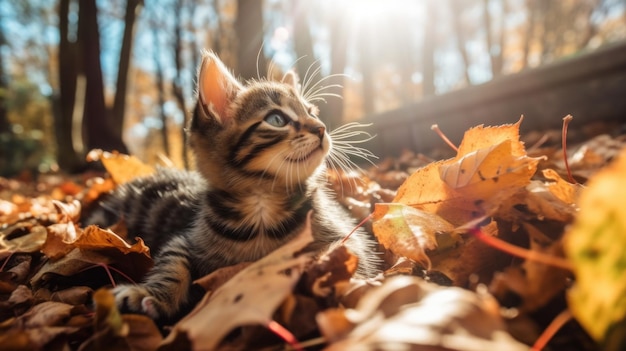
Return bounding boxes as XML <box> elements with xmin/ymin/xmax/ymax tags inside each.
<box><xmin>564</xmin><ymin>148</ymin><xmax>626</xmax><ymax>342</ymax></box>
<box><xmin>300</xmin><ymin>245</ymin><xmax>359</xmax><ymax>299</ymax></box>
<box><xmin>372</xmin><ymin>203</ymin><xmax>456</xmax><ymax>268</ymax></box>
<box><xmin>0</xmin><ymin>223</ymin><xmax>47</xmax><ymax>255</ymax></box>
<box><xmin>34</xmin><ymin>225</ymin><xmax>152</xmax><ymax>288</ymax></box>
<box><xmin>318</xmin><ymin>275</ymin><xmax>529</xmax><ymax>351</ymax></box>
<box><xmin>86</xmin><ymin>149</ymin><xmax>155</xmax><ymax>185</ymax></box>
<box><xmin>78</xmin><ymin>289</ymin><xmax>162</xmax><ymax>351</ymax></box>
<box><xmin>391</xmin><ymin>119</ymin><xmax>541</xmax><ymax>227</ymax></box>
<box><xmin>193</xmin><ymin>262</ymin><xmax>252</xmax><ymax>293</ymax></box>
<box><xmin>161</xmin><ymin>213</ymin><xmax>316</xmax><ymax>351</ymax></box>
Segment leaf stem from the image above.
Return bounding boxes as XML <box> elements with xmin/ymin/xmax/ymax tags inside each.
<box><xmin>267</xmin><ymin>320</ymin><xmax>304</xmax><ymax>351</ymax></box>
<box><xmin>431</xmin><ymin>124</ymin><xmax>459</xmax><ymax>152</ymax></box>
<box><xmin>341</xmin><ymin>213</ymin><xmax>373</xmax><ymax>245</ymax></box>
<box><xmin>531</xmin><ymin>309</ymin><xmax>572</xmax><ymax>351</ymax></box>
<box><xmin>561</xmin><ymin>115</ymin><xmax>577</xmax><ymax>184</ymax></box>
<box><xmin>468</xmin><ymin>227</ymin><xmax>574</xmax><ymax>271</ymax></box>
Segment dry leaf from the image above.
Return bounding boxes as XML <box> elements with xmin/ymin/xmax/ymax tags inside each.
<box><xmin>161</xmin><ymin>213</ymin><xmax>316</xmax><ymax>351</ymax></box>
<box><xmin>318</xmin><ymin>275</ymin><xmax>529</xmax><ymax>351</ymax></box>
<box><xmin>32</xmin><ymin>226</ymin><xmax>152</xmax><ymax>289</ymax></box>
<box><xmin>392</xmin><ymin>118</ymin><xmax>540</xmax><ymax>225</ymax></box>
<box><xmin>372</xmin><ymin>203</ymin><xmax>456</xmax><ymax>268</ymax></box>
<box><xmin>0</xmin><ymin>223</ymin><xmax>47</xmax><ymax>255</ymax></box>
<box><xmin>300</xmin><ymin>245</ymin><xmax>359</xmax><ymax>299</ymax></box>
<box><xmin>86</xmin><ymin>149</ymin><xmax>155</xmax><ymax>185</ymax></box>
<box><xmin>193</xmin><ymin>262</ymin><xmax>252</xmax><ymax>293</ymax></box>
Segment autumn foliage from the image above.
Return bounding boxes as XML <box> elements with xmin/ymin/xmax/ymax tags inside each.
<box><xmin>1</xmin><ymin>118</ymin><xmax>625</xmax><ymax>350</ymax></box>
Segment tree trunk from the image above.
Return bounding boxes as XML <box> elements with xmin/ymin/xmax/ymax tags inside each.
<box><xmin>0</xmin><ymin>19</ymin><xmax>9</xmax><ymax>134</ymax></box>
<box><xmin>292</xmin><ymin>0</ymin><xmax>316</xmax><ymax>83</ymax></box>
<box><xmin>152</xmin><ymin>27</ymin><xmax>170</xmax><ymax>157</ymax></box>
<box><xmin>422</xmin><ymin>0</ymin><xmax>436</xmax><ymax>96</ymax></box>
<box><xmin>323</xmin><ymin>9</ymin><xmax>347</xmax><ymax>127</ymax></box>
<box><xmin>53</xmin><ymin>0</ymin><xmax>84</xmax><ymax>171</ymax></box>
<box><xmin>109</xmin><ymin>0</ymin><xmax>142</xmax><ymax>152</ymax></box>
<box><xmin>451</xmin><ymin>0</ymin><xmax>472</xmax><ymax>85</ymax></box>
<box><xmin>521</xmin><ymin>0</ymin><xmax>536</xmax><ymax>69</ymax></box>
<box><xmin>234</xmin><ymin>0</ymin><xmax>266</xmax><ymax>79</ymax></box>
<box><xmin>358</xmin><ymin>27</ymin><xmax>376</xmax><ymax>115</ymax></box>
<box><xmin>173</xmin><ymin>0</ymin><xmax>190</xmax><ymax>168</ymax></box>
<box><xmin>81</xmin><ymin>0</ymin><xmax>119</xmax><ymax>152</ymax></box>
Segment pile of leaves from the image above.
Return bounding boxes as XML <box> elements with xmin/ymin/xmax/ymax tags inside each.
<box><xmin>1</xmin><ymin>117</ymin><xmax>625</xmax><ymax>350</ymax></box>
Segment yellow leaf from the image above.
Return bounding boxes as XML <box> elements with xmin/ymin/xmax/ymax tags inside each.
<box><xmin>372</xmin><ymin>203</ymin><xmax>455</xmax><ymax>269</ymax></box>
<box><xmin>564</xmin><ymin>148</ymin><xmax>626</xmax><ymax>341</ymax></box>
<box><xmin>541</xmin><ymin>168</ymin><xmax>580</xmax><ymax>204</ymax></box>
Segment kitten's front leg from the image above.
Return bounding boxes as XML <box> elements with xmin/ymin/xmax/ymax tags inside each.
<box><xmin>113</xmin><ymin>237</ymin><xmax>193</xmax><ymax>320</ymax></box>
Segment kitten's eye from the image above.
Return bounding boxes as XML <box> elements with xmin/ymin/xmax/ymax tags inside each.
<box><xmin>264</xmin><ymin>113</ymin><xmax>288</xmax><ymax>127</ymax></box>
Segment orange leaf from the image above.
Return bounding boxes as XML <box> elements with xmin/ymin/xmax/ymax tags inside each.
<box><xmin>455</xmin><ymin>116</ymin><xmax>526</xmax><ymax>158</ymax></box>
<box><xmin>372</xmin><ymin>203</ymin><xmax>455</xmax><ymax>269</ymax></box>
<box><xmin>87</xmin><ymin>149</ymin><xmax>154</xmax><ymax>185</ymax></box>
<box><xmin>392</xmin><ymin>118</ymin><xmax>540</xmax><ymax>225</ymax></box>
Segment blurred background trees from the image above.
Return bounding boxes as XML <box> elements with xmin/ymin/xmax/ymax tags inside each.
<box><xmin>0</xmin><ymin>0</ymin><xmax>625</xmax><ymax>176</ymax></box>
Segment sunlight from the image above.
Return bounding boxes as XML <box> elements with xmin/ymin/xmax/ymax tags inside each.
<box><xmin>341</xmin><ymin>0</ymin><xmax>423</xmax><ymax>24</ymax></box>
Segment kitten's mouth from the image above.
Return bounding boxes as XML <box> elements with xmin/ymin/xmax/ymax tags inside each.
<box><xmin>286</xmin><ymin>146</ymin><xmax>324</xmax><ymax>163</ymax></box>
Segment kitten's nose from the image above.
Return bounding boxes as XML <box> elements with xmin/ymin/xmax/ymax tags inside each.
<box><xmin>307</xmin><ymin>125</ymin><xmax>325</xmax><ymax>140</ymax></box>
<box><xmin>316</xmin><ymin>126</ymin><xmax>325</xmax><ymax>139</ymax></box>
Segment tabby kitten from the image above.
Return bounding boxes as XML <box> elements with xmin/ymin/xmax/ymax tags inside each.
<box><xmin>86</xmin><ymin>51</ymin><xmax>379</xmax><ymax>321</ymax></box>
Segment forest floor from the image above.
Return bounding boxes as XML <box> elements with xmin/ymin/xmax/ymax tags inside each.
<box><xmin>0</xmin><ymin>117</ymin><xmax>625</xmax><ymax>351</ymax></box>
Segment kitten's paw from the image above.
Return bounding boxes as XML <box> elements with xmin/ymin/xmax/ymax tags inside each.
<box><xmin>112</xmin><ymin>285</ymin><xmax>169</xmax><ymax>320</ymax></box>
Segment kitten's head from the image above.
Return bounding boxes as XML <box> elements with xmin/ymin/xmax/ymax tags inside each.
<box><xmin>189</xmin><ymin>51</ymin><xmax>330</xmax><ymax>190</ymax></box>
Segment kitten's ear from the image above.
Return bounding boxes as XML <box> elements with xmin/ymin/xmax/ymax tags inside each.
<box><xmin>282</xmin><ymin>70</ymin><xmax>300</xmax><ymax>92</ymax></box>
<box><xmin>198</xmin><ymin>51</ymin><xmax>242</xmax><ymax>125</ymax></box>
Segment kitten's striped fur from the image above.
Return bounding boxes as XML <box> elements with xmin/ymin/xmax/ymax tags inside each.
<box><xmin>85</xmin><ymin>51</ymin><xmax>379</xmax><ymax>322</ymax></box>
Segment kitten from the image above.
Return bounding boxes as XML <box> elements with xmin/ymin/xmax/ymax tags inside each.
<box><xmin>85</xmin><ymin>51</ymin><xmax>380</xmax><ymax>322</ymax></box>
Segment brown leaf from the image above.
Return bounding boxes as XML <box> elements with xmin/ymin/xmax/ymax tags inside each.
<box><xmin>193</xmin><ymin>261</ymin><xmax>252</xmax><ymax>293</ymax></box>
<box><xmin>78</xmin><ymin>289</ymin><xmax>162</xmax><ymax>351</ymax></box>
<box><xmin>0</xmin><ymin>329</ymin><xmax>35</xmax><ymax>351</ymax></box>
<box><xmin>21</xmin><ymin>301</ymin><xmax>75</xmax><ymax>328</ymax></box>
<box><xmin>0</xmin><ymin>223</ymin><xmax>47</xmax><ymax>254</ymax></box>
<box><xmin>50</xmin><ymin>286</ymin><xmax>94</xmax><ymax>306</ymax></box>
<box><xmin>35</xmin><ymin>225</ymin><xmax>152</xmax><ymax>288</ymax></box>
<box><xmin>301</xmin><ymin>245</ymin><xmax>358</xmax><ymax>298</ymax></box>
<box><xmin>8</xmin><ymin>285</ymin><xmax>33</xmax><ymax>308</ymax></box>
<box><xmin>318</xmin><ymin>276</ymin><xmax>529</xmax><ymax>351</ymax></box>
<box><xmin>161</xmin><ymin>213</ymin><xmax>316</xmax><ymax>351</ymax></box>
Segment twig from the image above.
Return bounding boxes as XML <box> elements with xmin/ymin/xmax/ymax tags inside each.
<box><xmin>531</xmin><ymin>309</ymin><xmax>572</xmax><ymax>351</ymax></box>
<box><xmin>467</xmin><ymin>227</ymin><xmax>574</xmax><ymax>271</ymax></box>
<box><xmin>561</xmin><ymin>115</ymin><xmax>577</xmax><ymax>184</ymax></box>
<box><xmin>341</xmin><ymin>213</ymin><xmax>373</xmax><ymax>245</ymax></box>
<box><xmin>431</xmin><ymin>124</ymin><xmax>459</xmax><ymax>152</ymax></box>
<box><xmin>267</xmin><ymin>320</ymin><xmax>304</xmax><ymax>351</ymax></box>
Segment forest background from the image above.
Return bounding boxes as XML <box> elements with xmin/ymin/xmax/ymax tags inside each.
<box><xmin>0</xmin><ymin>0</ymin><xmax>625</xmax><ymax>176</ymax></box>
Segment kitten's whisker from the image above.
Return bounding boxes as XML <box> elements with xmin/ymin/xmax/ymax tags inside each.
<box><xmin>306</xmin><ymin>89</ymin><xmax>344</xmax><ymax>104</ymax></box>
<box><xmin>256</xmin><ymin>41</ymin><xmax>267</xmax><ymax>81</ymax></box>
<box><xmin>327</xmin><ymin>153</ymin><xmax>361</xmax><ymax>194</ymax></box>
<box><xmin>331</xmin><ymin>135</ymin><xmax>376</xmax><ymax>143</ymax></box>
<box><xmin>301</xmin><ymin>63</ymin><xmax>323</xmax><ymax>100</ymax></box>
<box><xmin>282</xmin><ymin>55</ymin><xmax>308</xmax><ymax>84</ymax></box>
<box><xmin>333</xmin><ymin>146</ymin><xmax>378</xmax><ymax>167</ymax></box>
<box><xmin>303</xmin><ymin>73</ymin><xmax>347</xmax><ymax>101</ymax></box>
<box><xmin>330</xmin><ymin>122</ymin><xmax>374</xmax><ymax>134</ymax></box>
